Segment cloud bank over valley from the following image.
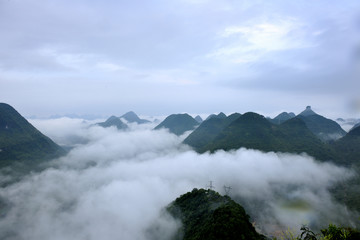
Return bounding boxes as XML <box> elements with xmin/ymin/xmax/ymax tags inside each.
<box><xmin>0</xmin><ymin>119</ymin><xmax>357</xmax><ymax>240</ymax></box>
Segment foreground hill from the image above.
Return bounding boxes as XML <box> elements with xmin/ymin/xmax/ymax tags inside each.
<box><xmin>167</xmin><ymin>189</ymin><xmax>360</xmax><ymax>240</ymax></box>
<box><xmin>167</xmin><ymin>188</ymin><xmax>264</xmax><ymax>240</ymax></box>
<box><xmin>0</xmin><ymin>103</ymin><xmax>65</xmax><ymax>168</ymax></box>
<box><xmin>297</xmin><ymin>106</ymin><xmax>346</xmax><ymax>141</ymax></box>
<box><xmin>154</xmin><ymin>114</ymin><xmax>198</xmax><ymax>135</ymax></box>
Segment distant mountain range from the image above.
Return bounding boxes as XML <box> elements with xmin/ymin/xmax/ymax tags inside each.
<box><xmin>97</xmin><ymin>116</ymin><xmax>128</xmax><ymax>130</ymax></box>
<box><xmin>185</xmin><ymin>112</ymin><xmax>336</xmax><ymax>161</ymax></box>
<box><xmin>205</xmin><ymin>112</ymin><xmax>227</xmax><ymax>121</ymax></box>
<box><xmin>336</xmin><ymin>118</ymin><xmax>360</xmax><ymax>131</ymax></box>
<box><xmin>297</xmin><ymin>106</ymin><xmax>346</xmax><ymax>141</ymax></box>
<box><xmin>120</xmin><ymin>111</ymin><xmax>151</xmax><ymax>124</ymax></box>
<box><xmin>0</xmin><ymin>103</ymin><xmax>65</xmax><ymax>169</ymax></box>
<box><xmin>267</xmin><ymin>106</ymin><xmax>346</xmax><ymax>141</ymax></box>
<box><xmin>154</xmin><ymin>114</ymin><xmax>199</xmax><ymax>135</ymax></box>
<box><xmin>2</xmin><ymin>103</ymin><xmax>360</xmax><ymax>213</ymax></box>
<box><xmin>267</xmin><ymin>112</ymin><xmax>295</xmax><ymax>125</ymax></box>
<box><xmin>96</xmin><ymin>111</ymin><xmax>150</xmax><ymax>130</ymax></box>
<box><xmin>183</xmin><ymin>106</ymin><xmax>358</xmax><ymax>165</ymax></box>
<box><xmin>183</xmin><ymin>113</ymin><xmax>241</xmax><ymax>151</ymax></box>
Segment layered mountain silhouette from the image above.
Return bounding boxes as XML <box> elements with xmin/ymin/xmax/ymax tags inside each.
<box><xmin>0</xmin><ymin>103</ymin><xmax>65</xmax><ymax>168</ymax></box>
<box><xmin>331</xmin><ymin>125</ymin><xmax>360</xmax><ymax>166</ymax></box>
<box><xmin>350</xmin><ymin>122</ymin><xmax>360</xmax><ymax>132</ymax></box>
<box><xmin>183</xmin><ymin>113</ymin><xmax>241</xmax><ymax>151</ymax></box>
<box><xmin>167</xmin><ymin>188</ymin><xmax>264</xmax><ymax>240</ymax></box>
<box><xmin>97</xmin><ymin>111</ymin><xmax>150</xmax><ymax>129</ymax></box>
<box><xmin>205</xmin><ymin>112</ymin><xmax>227</xmax><ymax>121</ymax></box>
<box><xmin>186</xmin><ymin>112</ymin><xmax>336</xmax><ymax>161</ymax></box>
<box><xmin>267</xmin><ymin>112</ymin><xmax>295</xmax><ymax>125</ymax></box>
<box><xmin>297</xmin><ymin>106</ymin><xmax>346</xmax><ymax>141</ymax></box>
<box><xmin>194</xmin><ymin>115</ymin><xmax>203</xmax><ymax>123</ymax></box>
<box><xmin>97</xmin><ymin>116</ymin><xmax>128</xmax><ymax>130</ymax></box>
<box><xmin>154</xmin><ymin>114</ymin><xmax>199</xmax><ymax>135</ymax></box>
<box><xmin>120</xmin><ymin>111</ymin><xmax>150</xmax><ymax>124</ymax></box>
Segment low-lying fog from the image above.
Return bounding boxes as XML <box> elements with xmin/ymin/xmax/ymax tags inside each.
<box><xmin>0</xmin><ymin>118</ymin><xmax>358</xmax><ymax>240</ymax></box>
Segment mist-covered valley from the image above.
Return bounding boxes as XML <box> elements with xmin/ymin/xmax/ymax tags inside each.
<box><xmin>0</xmin><ymin>116</ymin><xmax>358</xmax><ymax>240</ymax></box>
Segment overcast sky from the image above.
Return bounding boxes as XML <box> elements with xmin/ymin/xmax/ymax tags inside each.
<box><xmin>0</xmin><ymin>0</ymin><xmax>359</xmax><ymax>118</ymax></box>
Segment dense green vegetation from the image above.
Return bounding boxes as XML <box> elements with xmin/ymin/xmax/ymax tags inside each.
<box><xmin>167</xmin><ymin>188</ymin><xmax>265</xmax><ymax>240</ymax></box>
<box><xmin>97</xmin><ymin>115</ymin><xmax>128</xmax><ymax>130</ymax></box>
<box><xmin>0</xmin><ymin>103</ymin><xmax>65</xmax><ymax>169</ymax></box>
<box><xmin>154</xmin><ymin>113</ymin><xmax>199</xmax><ymax>135</ymax></box>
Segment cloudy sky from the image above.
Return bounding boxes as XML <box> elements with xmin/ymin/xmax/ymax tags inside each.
<box><xmin>0</xmin><ymin>0</ymin><xmax>359</xmax><ymax>118</ymax></box>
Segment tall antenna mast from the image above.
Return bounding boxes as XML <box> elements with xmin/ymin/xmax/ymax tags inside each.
<box><xmin>223</xmin><ymin>185</ymin><xmax>232</xmax><ymax>195</ymax></box>
<box><xmin>207</xmin><ymin>181</ymin><xmax>215</xmax><ymax>190</ymax></box>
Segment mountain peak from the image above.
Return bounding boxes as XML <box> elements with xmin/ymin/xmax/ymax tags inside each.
<box><xmin>194</xmin><ymin>115</ymin><xmax>203</xmax><ymax>123</ymax></box>
<box><xmin>97</xmin><ymin>116</ymin><xmax>128</xmax><ymax>130</ymax></box>
<box><xmin>269</xmin><ymin>112</ymin><xmax>296</xmax><ymax>125</ymax></box>
<box><xmin>205</xmin><ymin>112</ymin><xmax>227</xmax><ymax>121</ymax></box>
<box><xmin>167</xmin><ymin>188</ymin><xmax>263</xmax><ymax>240</ymax></box>
<box><xmin>299</xmin><ymin>106</ymin><xmax>316</xmax><ymax>116</ymax></box>
<box><xmin>154</xmin><ymin>113</ymin><xmax>198</xmax><ymax>135</ymax></box>
<box><xmin>120</xmin><ymin>111</ymin><xmax>150</xmax><ymax>124</ymax></box>
<box><xmin>0</xmin><ymin>103</ymin><xmax>65</xmax><ymax>169</ymax></box>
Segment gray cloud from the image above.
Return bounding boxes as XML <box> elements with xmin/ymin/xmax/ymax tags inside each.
<box><xmin>0</xmin><ymin>119</ymin><xmax>357</xmax><ymax>239</ymax></box>
<box><xmin>1</xmin><ymin>0</ymin><xmax>359</xmax><ymax>118</ymax></box>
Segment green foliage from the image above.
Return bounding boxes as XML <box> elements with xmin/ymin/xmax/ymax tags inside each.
<box><xmin>300</xmin><ymin>226</ymin><xmax>317</xmax><ymax>240</ymax></box>
<box><xmin>320</xmin><ymin>224</ymin><xmax>360</xmax><ymax>240</ymax></box>
<box><xmin>167</xmin><ymin>188</ymin><xmax>264</xmax><ymax>240</ymax></box>
<box><xmin>275</xmin><ymin>228</ymin><xmax>299</xmax><ymax>240</ymax></box>
<box><xmin>274</xmin><ymin>225</ymin><xmax>360</xmax><ymax>240</ymax></box>
<box><xmin>154</xmin><ymin>113</ymin><xmax>199</xmax><ymax>136</ymax></box>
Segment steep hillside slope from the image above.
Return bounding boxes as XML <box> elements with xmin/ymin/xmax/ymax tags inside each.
<box><xmin>0</xmin><ymin>103</ymin><xmax>65</xmax><ymax>168</ymax></box>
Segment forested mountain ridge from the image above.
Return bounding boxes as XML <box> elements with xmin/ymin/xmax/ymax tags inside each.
<box><xmin>0</xmin><ymin>103</ymin><xmax>65</xmax><ymax>168</ymax></box>
<box><xmin>154</xmin><ymin>114</ymin><xmax>199</xmax><ymax>135</ymax></box>
<box><xmin>185</xmin><ymin>112</ymin><xmax>338</xmax><ymax>162</ymax></box>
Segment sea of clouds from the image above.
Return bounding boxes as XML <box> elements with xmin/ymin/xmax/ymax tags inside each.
<box><xmin>0</xmin><ymin>118</ymin><xmax>358</xmax><ymax>240</ymax></box>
